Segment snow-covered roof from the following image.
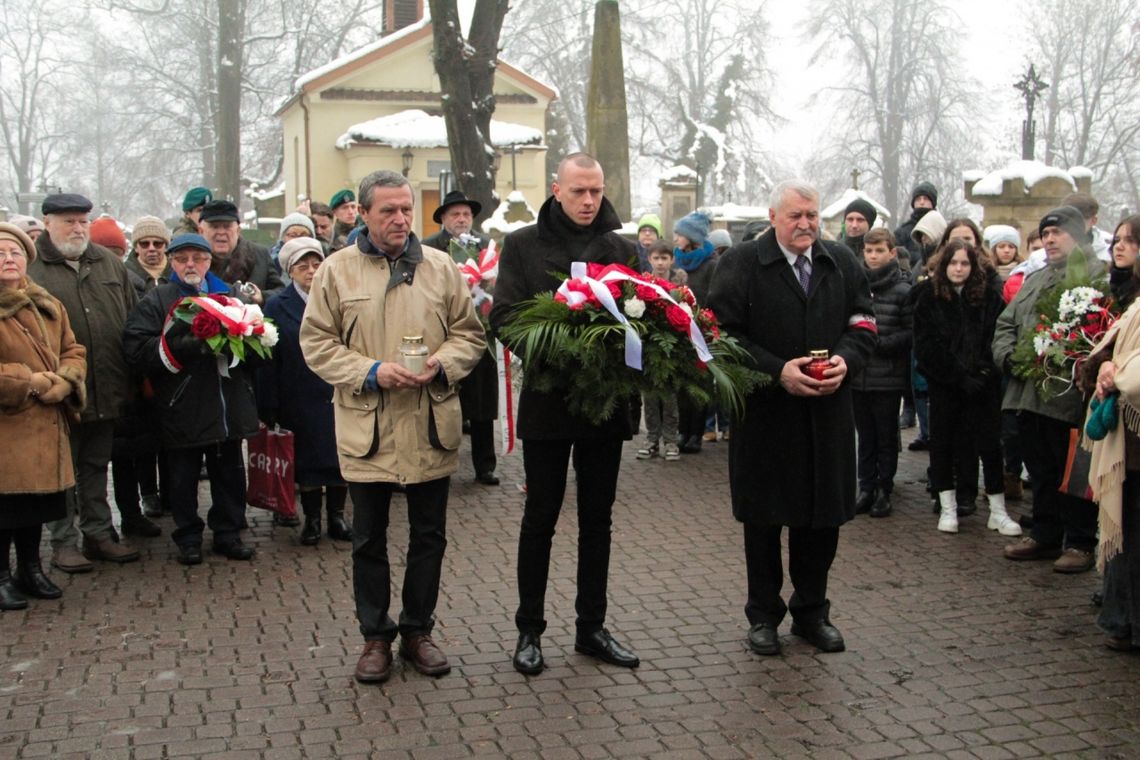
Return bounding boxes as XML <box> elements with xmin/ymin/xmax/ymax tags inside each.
<box><xmin>481</xmin><ymin>191</ymin><xmax>536</xmax><ymax>236</ymax></box>
<box><xmin>821</xmin><ymin>189</ymin><xmax>891</xmax><ymax>220</ymax></box>
<box><xmin>296</xmin><ymin>17</ymin><xmax>430</xmax><ymax>90</ymax></box>
<box><xmin>968</xmin><ymin>160</ymin><xmax>1078</xmax><ymax>196</ymax></box>
<box><xmin>247</xmin><ymin>182</ymin><xmax>285</xmax><ymax>201</ymax></box>
<box><xmin>1069</xmin><ymin>165</ymin><xmax>1093</xmax><ymax>179</ymax></box>
<box><xmin>707</xmin><ymin>202</ymin><xmax>769</xmax><ymax>222</ymax></box>
<box><xmin>659</xmin><ymin>165</ymin><xmax>697</xmax><ymax>183</ymax></box>
<box><xmin>336</xmin><ymin>109</ymin><xmax>543</xmax><ymax>150</ymax></box>
<box><xmin>962</xmin><ymin>170</ymin><xmax>986</xmax><ymax>182</ymax></box>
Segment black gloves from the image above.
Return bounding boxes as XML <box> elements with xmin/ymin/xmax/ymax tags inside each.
<box><xmin>165</xmin><ymin>320</ymin><xmax>209</xmax><ymax>365</ymax></box>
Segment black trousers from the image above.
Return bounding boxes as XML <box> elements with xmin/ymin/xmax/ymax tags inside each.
<box><xmin>349</xmin><ymin>477</ymin><xmax>449</xmax><ymax>643</ymax></box>
<box><xmin>469</xmin><ymin>419</ymin><xmax>496</xmax><ymax>475</ymax></box>
<box><xmin>0</xmin><ymin>526</ymin><xmax>43</xmax><ymax>570</ymax></box>
<box><xmin>677</xmin><ymin>394</ymin><xmax>707</xmax><ymax>440</ymax></box>
<box><xmin>111</xmin><ymin>450</ymin><xmax>160</xmax><ymax>519</ymax></box>
<box><xmin>1018</xmin><ymin>411</ymin><xmax>1097</xmax><ymax>551</ymax></box>
<box><xmin>165</xmin><ymin>441</ymin><xmax>247</xmax><ymax>548</ymax></box>
<box><xmin>744</xmin><ymin>524</ymin><xmax>839</xmax><ymax>627</ymax></box>
<box><xmin>853</xmin><ymin>390</ymin><xmax>902</xmax><ymax>494</ymax></box>
<box><xmin>928</xmin><ymin>384</ymin><xmax>1003</xmax><ymax>496</ymax></box>
<box><xmin>516</xmin><ymin>437</ymin><xmax>623</xmax><ymax>635</ymax></box>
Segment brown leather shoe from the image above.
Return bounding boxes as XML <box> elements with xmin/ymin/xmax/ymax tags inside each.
<box><xmin>398</xmin><ymin>633</ymin><xmax>451</xmax><ymax>676</ymax></box>
<box><xmin>1003</xmin><ymin>471</ymin><xmax>1023</xmax><ymax>501</ymax></box>
<box><xmin>354</xmin><ymin>640</ymin><xmax>392</xmax><ymax>683</ymax></box>
<box><xmin>82</xmin><ymin>537</ymin><xmax>140</xmax><ymax>564</ymax></box>
<box><xmin>1053</xmin><ymin>548</ymin><xmax>1094</xmax><ymax>574</ymax></box>
<box><xmin>1003</xmin><ymin>536</ymin><xmax>1062</xmax><ymax>561</ymax></box>
<box><xmin>51</xmin><ymin>546</ymin><xmax>94</xmax><ymax>574</ymax></box>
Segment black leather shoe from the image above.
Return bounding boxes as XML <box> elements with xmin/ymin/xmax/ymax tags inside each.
<box><xmin>854</xmin><ymin>490</ymin><xmax>875</xmax><ymax>514</ymax></box>
<box><xmin>512</xmin><ymin>632</ymin><xmax>544</xmax><ymax>675</ymax></box>
<box><xmin>121</xmin><ymin>515</ymin><xmax>162</xmax><ymax>538</ymax></box>
<box><xmin>327</xmin><ymin>513</ymin><xmax>353</xmax><ymax>541</ymax></box>
<box><xmin>212</xmin><ymin>541</ymin><xmax>255</xmax><ymax>560</ymax></box>
<box><xmin>475</xmin><ymin>471</ymin><xmax>500</xmax><ymax>486</ymax></box>
<box><xmin>0</xmin><ymin>572</ymin><xmax>28</xmax><ymax>610</ymax></box>
<box><xmin>869</xmin><ymin>491</ymin><xmax>892</xmax><ymax>518</ymax></box>
<box><xmin>574</xmin><ymin>629</ymin><xmax>639</xmax><ymax>668</ymax></box>
<box><xmin>13</xmin><ymin>563</ymin><xmax>62</xmax><ymax>599</ymax></box>
<box><xmin>747</xmin><ymin>623</ymin><xmax>781</xmax><ymax>655</ymax></box>
<box><xmin>176</xmin><ymin>544</ymin><xmax>203</xmax><ymax>565</ymax></box>
<box><xmin>300</xmin><ymin>517</ymin><xmax>321</xmax><ymax>546</ymax></box>
<box><xmin>679</xmin><ymin>435</ymin><xmax>702</xmax><ymax>454</ymax></box>
<box><xmin>957</xmin><ymin>501</ymin><xmax>977</xmax><ymax>517</ymax></box>
<box><xmin>273</xmin><ymin>513</ymin><xmax>301</xmax><ymax>527</ymax></box>
<box><xmin>790</xmin><ymin>620</ymin><xmax>846</xmax><ymax>652</ymax></box>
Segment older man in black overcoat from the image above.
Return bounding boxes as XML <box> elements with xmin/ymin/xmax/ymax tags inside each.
<box><xmin>708</xmin><ymin>180</ymin><xmax>877</xmax><ymax>655</ymax></box>
<box><xmin>490</xmin><ymin>153</ymin><xmax>640</xmax><ymax>675</ymax></box>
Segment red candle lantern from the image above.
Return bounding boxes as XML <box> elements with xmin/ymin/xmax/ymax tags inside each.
<box><xmin>806</xmin><ymin>350</ymin><xmax>830</xmax><ymax>381</ymax></box>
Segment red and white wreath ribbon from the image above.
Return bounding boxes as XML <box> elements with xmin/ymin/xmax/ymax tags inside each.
<box><xmin>554</xmin><ymin>262</ymin><xmax>713</xmax><ymax>370</ymax></box>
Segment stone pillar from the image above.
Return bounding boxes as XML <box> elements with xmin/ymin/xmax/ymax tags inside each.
<box><xmin>964</xmin><ymin>162</ymin><xmax>1093</xmax><ymax>243</ymax></box>
<box><xmin>659</xmin><ymin>175</ymin><xmax>697</xmax><ymax>240</ymax></box>
<box><xmin>585</xmin><ymin>0</ymin><xmax>631</xmax><ymax>222</ymax></box>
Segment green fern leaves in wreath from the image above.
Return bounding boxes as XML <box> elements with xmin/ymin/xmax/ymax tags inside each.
<box><xmin>498</xmin><ymin>293</ymin><xmax>769</xmax><ymax>425</ymax></box>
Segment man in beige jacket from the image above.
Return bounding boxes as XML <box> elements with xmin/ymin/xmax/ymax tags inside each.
<box><xmin>300</xmin><ymin>170</ymin><xmax>485</xmax><ymax>684</ymax></box>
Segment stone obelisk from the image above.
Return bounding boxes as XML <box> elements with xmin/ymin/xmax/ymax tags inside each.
<box><xmin>585</xmin><ymin>0</ymin><xmax>631</xmax><ymax>222</ymax></box>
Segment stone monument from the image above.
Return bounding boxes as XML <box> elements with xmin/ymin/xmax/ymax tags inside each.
<box><xmin>585</xmin><ymin>0</ymin><xmax>631</xmax><ymax>221</ymax></box>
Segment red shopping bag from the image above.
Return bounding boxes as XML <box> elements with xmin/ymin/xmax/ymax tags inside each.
<box><xmin>246</xmin><ymin>425</ymin><xmax>298</xmax><ymax>518</ymax></box>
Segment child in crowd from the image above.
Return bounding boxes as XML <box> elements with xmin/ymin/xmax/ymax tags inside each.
<box><xmin>850</xmin><ymin>229</ymin><xmax>913</xmax><ymax>517</ymax></box>
<box><xmin>637</xmin><ymin>241</ymin><xmax>685</xmax><ymax>461</ymax></box>
<box><xmin>984</xmin><ymin>225</ymin><xmax>1023</xmax><ymax>281</ymax></box>
<box><xmin>983</xmin><ymin>225</ymin><xmax>1027</xmax><ymax>502</ymax></box>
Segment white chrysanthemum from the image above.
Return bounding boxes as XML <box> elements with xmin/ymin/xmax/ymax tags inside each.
<box><xmin>259</xmin><ymin>322</ymin><xmax>279</xmax><ymax>348</ymax></box>
<box><xmin>1033</xmin><ymin>333</ymin><xmax>1055</xmax><ymax>355</ymax></box>
<box><xmin>623</xmin><ymin>297</ymin><xmax>646</xmax><ymax>319</ymax></box>
<box><xmin>1057</xmin><ymin>286</ymin><xmax>1101</xmax><ymax>321</ymax></box>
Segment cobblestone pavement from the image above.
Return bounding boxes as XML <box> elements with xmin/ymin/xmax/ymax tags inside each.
<box><xmin>2</xmin><ymin>427</ymin><xmax>1139</xmax><ymax>759</ymax></box>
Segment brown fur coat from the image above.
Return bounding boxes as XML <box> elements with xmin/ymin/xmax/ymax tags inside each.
<box><xmin>0</xmin><ymin>278</ymin><xmax>87</xmax><ymax>494</ymax></box>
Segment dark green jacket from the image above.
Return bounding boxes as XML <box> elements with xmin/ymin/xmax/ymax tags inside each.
<box><xmin>29</xmin><ymin>236</ymin><xmax>138</xmax><ymax>423</ymax></box>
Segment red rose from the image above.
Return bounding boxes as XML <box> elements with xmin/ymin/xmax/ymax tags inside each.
<box><xmin>665</xmin><ymin>304</ymin><xmax>692</xmax><ymax>333</ymax></box>
<box><xmin>190</xmin><ymin>311</ymin><xmax>222</xmax><ymax>339</ymax></box>
<box><xmin>607</xmin><ymin>281</ymin><xmax>622</xmax><ymax>300</ymax></box>
<box><xmin>209</xmin><ymin>293</ymin><xmax>230</xmax><ymax>304</ymax></box>
<box><xmin>695</xmin><ymin>359</ymin><xmax>708</xmax><ymax>371</ymax></box>
<box><xmin>635</xmin><ymin>284</ymin><xmax>660</xmax><ymax>302</ymax></box>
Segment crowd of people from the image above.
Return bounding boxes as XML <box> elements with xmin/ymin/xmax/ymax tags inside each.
<box><xmin>1</xmin><ymin>156</ymin><xmax>1137</xmax><ymax>684</ymax></box>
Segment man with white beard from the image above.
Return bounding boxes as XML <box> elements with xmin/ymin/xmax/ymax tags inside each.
<box><xmin>28</xmin><ymin>194</ymin><xmax>140</xmax><ymax>573</ymax></box>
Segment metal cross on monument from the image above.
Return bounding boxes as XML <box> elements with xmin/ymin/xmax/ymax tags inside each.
<box><xmin>850</xmin><ymin>168</ymin><xmax>861</xmax><ymax>190</ymax></box>
<box><xmin>1014</xmin><ymin>64</ymin><xmax>1049</xmax><ymax>160</ymax></box>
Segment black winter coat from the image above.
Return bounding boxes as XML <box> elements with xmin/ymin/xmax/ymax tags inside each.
<box><xmin>28</xmin><ymin>237</ymin><xmax>137</xmax><ymax>423</ymax></box>
<box><xmin>894</xmin><ymin>207</ymin><xmax>932</xmax><ymax>267</ymax></box>
<box><xmin>490</xmin><ymin>196</ymin><xmax>637</xmax><ymax>440</ymax></box>
<box><xmin>121</xmin><ymin>278</ymin><xmax>261</xmax><ymax>450</ymax></box>
<box><xmin>210</xmin><ymin>238</ymin><xmax>284</xmax><ymax>303</ymax></box>
<box><xmin>421</xmin><ymin>230</ymin><xmax>499</xmax><ymax>421</ymax></box>
<box><xmin>258</xmin><ymin>283</ymin><xmax>341</xmax><ymax>482</ymax></box>
<box><xmin>851</xmin><ymin>259</ymin><xmax>912</xmax><ymax>392</ymax></box>
<box><xmin>707</xmin><ymin>231</ymin><xmax>877</xmax><ymax>528</ymax></box>
<box><xmin>913</xmin><ymin>282</ymin><xmax>1004</xmax><ymax>394</ymax></box>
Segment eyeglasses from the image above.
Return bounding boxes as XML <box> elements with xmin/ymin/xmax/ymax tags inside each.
<box><xmin>170</xmin><ymin>253</ymin><xmax>211</xmax><ymax>265</ymax></box>
<box><xmin>1112</xmin><ymin>236</ymin><xmax>1138</xmax><ymax>248</ymax></box>
<box><xmin>137</xmin><ymin>239</ymin><xmax>167</xmax><ymax>249</ymax></box>
<box><xmin>0</xmin><ymin>250</ymin><xmax>27</xmax><ymax>260</ymax></box>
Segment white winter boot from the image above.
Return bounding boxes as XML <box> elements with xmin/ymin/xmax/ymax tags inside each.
<box><xmin>986</xmin><ymin>492</ymin><xmax>1022</xmax><ymax>536</ymax></box>
<box><xmin>937</xmin><ymin>490</ymin><xmax>958</xmax><ymax>533</ymax></box>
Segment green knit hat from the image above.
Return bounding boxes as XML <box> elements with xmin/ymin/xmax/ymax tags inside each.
<box><xmin>182</xmin><ymin>186</ymin><xmax>213</xmax><ymax>212</ymax></box>
<box><xmin>637</xmin><ymin>213</ymin><xmax>663</xmax><ymax>238</ymax></box>
<box><xmin>330</xmin><ymin>189</ymin><xmax>355</xmax><ymax>209</ymax></box>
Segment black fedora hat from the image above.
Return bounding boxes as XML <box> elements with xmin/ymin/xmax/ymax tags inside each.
<box><xmin>432</xmin><ymin>190</ymin><xmax>482</xmax><ymax>224</ymax></box>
